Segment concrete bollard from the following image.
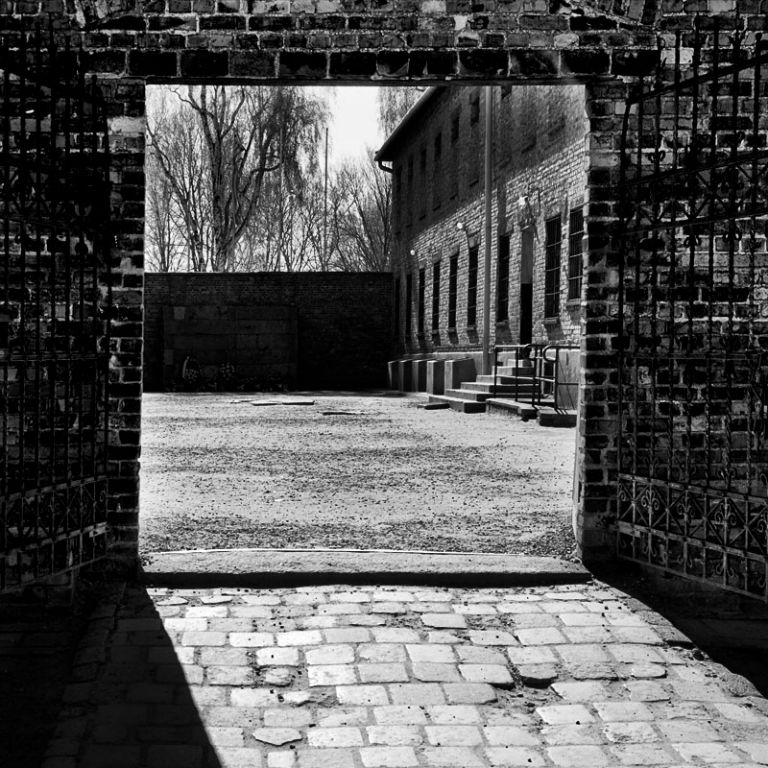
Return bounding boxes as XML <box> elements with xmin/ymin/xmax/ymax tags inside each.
<box><xmin>387</xmin><ymin>360</ymin><xmax>400</xmax><ymax>390</ymax></box>
<box><xmin>444</xmin><ymin>357</ymin><xmax>476</xmax><ymax>390</ymax></box>
<box><xmin>397</xmin><ymin>359</ymin><xmax>412</xmax><ymax>392</ymax></box>
<box><xmin>426</xmin><ymin>360</ymin><xmax>445</xmax><ymax>395</ymax></box>
<box><xmin>412</xmin><ymin>359</ymin><xmax>427</xmax><ymax>392</ymax></box>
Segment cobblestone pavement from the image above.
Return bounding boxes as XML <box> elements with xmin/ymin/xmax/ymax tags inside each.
<box><xmin>45</xmin><ymin>581</ymin><xmax>768</xmax><ymax>768</ymax></box>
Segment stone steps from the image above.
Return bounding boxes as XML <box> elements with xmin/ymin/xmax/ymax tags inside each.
<box><xmin>427</xmin><ymin>394</ymin><xmax>487</xmax><ymax>413</ymax></box>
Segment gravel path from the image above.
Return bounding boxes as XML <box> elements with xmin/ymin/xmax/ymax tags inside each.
<box><xmin>139</xmin><ymin>392</ymin><xmax>578</xmax><ymax>557</ymax></box>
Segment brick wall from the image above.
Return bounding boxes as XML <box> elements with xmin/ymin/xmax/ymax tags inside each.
<box><xmin>0</xmin><ymin>1</ymin><xmax>753</xmax><ymax>570</ymax></box>
<box><xmin>385</xmin><ymin>84</ymin><xmax>587</xmax><ymax>356</ymax></box>
<box><xmin>144</xmin><ymin>273</ymin><xmax>394</xmax><ymax>391</ymax></box>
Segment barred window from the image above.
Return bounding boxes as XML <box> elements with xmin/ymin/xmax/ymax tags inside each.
<box><xmin>467</xmin><ymin>246</ymin><xmax>479</xmax><ymax>327</ymax></box>
<box><xmin>568</xmin><ymin>207</ymin><xmax>584</xmax><ymax>301</ymax></box>
<box><xmin>417</xmin><ymin>267</ymin><xmax>425</xmax><ymax>336</ymax></box>
<box><xmin>394</xmin><ymin>276</ymin><xmax>400</xmax><ymax>339</ymax></box>
<box><xmin>448</xmin><ymin>254</ymin><xmax>458</xmax><ymax>330</ymax></box>
<box><xmin>497</xmin><ymin>234</ymin><xmax>510</xmax><ymax>321</ymax></box>
<box><xmin>544</xmin><ymin>216</ymin><xmax>562</xmax><ymax>318</ymax></box>
<box><xmin>432</xmin><ymin>260</ymin><xmax>441</xmax><ymax>332</ymax></box>
<box><xmin>405</xmin><ymin>272</ymin><xmax>413</xmax><ymax>337</ymax></box>
<box><xmin>433</xmin><ymin>132</ymin><xmax>442</xmax><ymax>210</ymax></box>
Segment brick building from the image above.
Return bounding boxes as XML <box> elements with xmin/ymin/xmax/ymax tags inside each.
<box><xmin>376</xmin><ymin>84</ymin><xmax>588</xmax><ymax>367</ymax></box>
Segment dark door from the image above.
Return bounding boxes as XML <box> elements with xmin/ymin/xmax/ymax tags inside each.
<box><xmin>519</xmin><ymin>228</ymin><xmax>534</xmax><ymax>344</ymax></box>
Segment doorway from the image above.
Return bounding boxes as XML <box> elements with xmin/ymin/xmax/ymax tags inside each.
<box><xmin>519</xmin><ymin>227</ymin><xmax>534</xmax><ymax>345</ymax></box>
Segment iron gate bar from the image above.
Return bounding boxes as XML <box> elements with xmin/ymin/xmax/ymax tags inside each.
<box><xmin>0</xmin><ymin>26</ymin><xmax>111</xmax><ymax>592</ymax></box>
<box><xmin>617</xmin><ymin>16</ymin><xmax>768</xmax><ymax>601</ymax></box>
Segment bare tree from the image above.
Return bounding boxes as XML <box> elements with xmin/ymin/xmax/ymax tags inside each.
<box><xmin>145</xmin><ymin>149</ymin><xmax>183</xmax><ymax>272</ymax></box>
<box><xmin>147</xmin><ymin>86</ymin><xmax>327</xmax><ymax>272</ymax></box>
<box><xmin>377</xmin><ymin>87</ymin><xmax>424</xmax><ymax>137</ymax></box>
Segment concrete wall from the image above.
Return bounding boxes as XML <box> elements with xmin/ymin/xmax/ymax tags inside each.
<box><xmin>144</xmin><ymin>273</ymin><xmax>394</xmax><ymax>391</ymax></box>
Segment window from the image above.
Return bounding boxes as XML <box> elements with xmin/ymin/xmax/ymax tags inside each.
<box><xmin>432</xmin><ymin>260</ymin><xmax>441</xmax><ymax>332</ymax></box>
<box><xmin>501</xmin><ymin>83</ymin><xmax>512</xmax><ymax>99</ymax></box>
<box><xmin>545</xmin><ymin>216</ymin><xmax>562</xmax><ymax>318</ymax></box>
<box><xmin>405</xmin><ymin>272</ymin><xmax>412</xmax><ymax>337</ymax></box>
<box><xmin>470</xmin><ymin>92</ymin><xmax>480</xmax><ymax>124</ymax></box>
<box><xmin>568</xmin><ymin>207</ymin><xmax>584</xmax><ymax>301</ymax></box>
<box><xmin>448</xmin><ymin>254</ymin><xmax>458</xmax><ymax>330</ymax></box>
<box><xmin>393</xmin><ymin>168</ymin><xmax>402</xmax><ymax>234</ymax></box>
<box><xmin>450</xmin><ymin>113</ymin><xmax>459</xmax><ymax>199</ymax></box>
<box><xmin>467</xmin><ymin>245</ymin><xmax>478</xmax><ymax>327</ymax></box>
<box><xmin>433</xmin><ymin>132</ymin><xmax>442</xmax><ymax>210</ymax></box>
<box><xmin>497</xmin><ymin>234</ymin><xmax>510</xmax><ymax>321</ymax></box>
<box><xmin>394</xmin><ymin>276</ymin><xmax>400</xmax><ymax>338</ymax></box>
<box><xmin>419</xmin><ymin>147</ymin><xmax>427</xmax><ymax>219</ymax></box>
<box><xmin>406</xmin><ymin>156</ymin><xmax>414</xmax><ymax>226</ymax></box>
<box><xmin>417</xmin><ymin>267</ymin><xmax>425</xmax><ymax>336</ymax></box>
<box><xmin>451</xmin><ymin>111</ymin><xmax>460</xmax><ymax>143</ymax></box>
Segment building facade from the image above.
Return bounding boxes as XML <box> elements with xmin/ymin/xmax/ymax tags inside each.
<box><xmin>376</xmin><ymin>85</ymin><xmax>588</xmax><ymax>363</ymax></box>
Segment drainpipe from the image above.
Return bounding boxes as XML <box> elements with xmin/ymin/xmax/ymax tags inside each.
<box><xmin>482</xmin><ymin>86</ymin><xmax>493</xmax><ymax>376</ymax></box>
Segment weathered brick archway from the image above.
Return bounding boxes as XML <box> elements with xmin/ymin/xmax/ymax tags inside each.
<box><xmin>2</xmin><ymin>0</ymin><xmax>759</xmax><ymax>579</ymax></box>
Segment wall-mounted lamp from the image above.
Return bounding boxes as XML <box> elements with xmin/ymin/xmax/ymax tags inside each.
<box><xmin>455</xmin><ymin>222</ymin><xmax>465</xmax><ymax>232</ymax></box>
<box><xmin>409</xmin><ymin>248</ymin><xmax>417</xmax><ymax>257</ymax></box>
<box><xmin>517</xmin><ymin>188</ymin><xmax>541</xmax><ymax>228</ymax></box>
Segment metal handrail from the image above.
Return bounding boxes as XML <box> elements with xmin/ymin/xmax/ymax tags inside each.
<box><xmin>492</xmin><ymin>343</ymin><xmax>579</xmax><ymax>410</ymax></box>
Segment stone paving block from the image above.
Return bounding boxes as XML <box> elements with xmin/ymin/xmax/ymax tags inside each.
<box><xmin>305</xmin><ymin>645</ymin><xmax>354</xmax><ymax>665</ymax></box>
<box><xmin>483</xmin><ymin>725</ymin><xmax>540</xmax><ymax>746</ymax></box>
<box><xmin>459</xmin><ymin>664</ymin><xmax>513</xmax><ymax>684</ymax></box>
<box><xmin>515</xmin><ymin>627</ymin><xmax>567</xmax><ymax>645</ymax></box>
<box><xmin>497</xmin><ymin>602</ymin><xmax>544</xmax><ymax>614</ymax></box>
<box><xmin>206</xmin><ymin>665</ymin><xmax>254</xmax><ymax>686</ymax></box>
<box><xmin>610</xmin><ymin>626</ymin><xmax>663</xmax><ymax>644</ymax></box>
<box><xmin>324</xmin><ymin>628</ymin><xmax>371</xmax><ymax>644</ymax></box>
<box><xmin>267</xmin><ymin>752</ymin><xmax>295</xmax><ymax>768</ymax></box>
<box><xmin>230</xmin><ymin>632</ymin><xmax>274</xmax><ymax>647</ymax></box>
<box><xmin>373</xmin><ymin>591</ymin><xmax>414</xmax><ymax>602</ymax></box>
<box><xmin>217</xmin><ymin>745</ymin><xmax>264</xmax><ymax>767</ymax></box>
<box><xmin>562</xmin><ymin>626</ymin><xmax>615</xmax><ymax>644</ymax></box>
<box><xmin>230</xmin><ymin>688</ymin><xmax>280</xmax><ymax>707</ymax></box>
<box><xmin>348</xmin><ymin>615</ymin><xmax>387</xmax><ymax>626</ymax></box>
<box><xmin>372</xmin><ymin>628</ymin><xmax>421</xmax><ymax>644</ymax></box>
<box><xmin>318</xmin><ymin>603</ymin><xmax>363</xmax><ymax>615</ymax></box>
<box><xmin>594</xmin><ymin>701</ymin><xmax>653</xmax><ymax>722</ymax></box>
<box><xmin>316</xmin><ymin>707</ymin><xmax>369</xmax><ymax>727</ymax></box>
<box><xmin>359</xmin><ymin>663</ymin><xmax>410</xmax><ymax>683</ymax></box>
<box><xmin>427</xmin><ymin>631</ymin><xmax>460</xmax><ymax>644</ymax></box>
<box><xmin>307</xmin><ymin>727</ymin><xmax>363</xmax><ymax>747</ymax></box>
<box><xmin>389</xmin><ymin>683</ymin><xmax>446</xmax><ymax>705</ymax></box>
<box><xmin>485</xmin><ymin>746</ymin><xmax>546</xmax><ymax>766</ymax></box>
<box><xmin>371</xmin><ymin>603</ymin><xmax>408</xmax><ymax>615</ymax></box>
<box><xmin>541</xmin><ymin>724</ymin><xmax>603</xmax><ymax>745</ymax></box>
<box><xmin>456</xmin><ymin>646</ymin><xmax>506</xmax><ymax>664</ymax></box>
<box><xmin>426</xmin><ymin>724</ymin><xmax>484</xmax><ymax>746</ymax></box>
<box><xmin>610</xmin><ymin>743</ymin><xmax>677</xmax><ymax>764</ymax></box>
<box><xmin>609</xmin><ymin>643</ymin><xmax>664</xmax><ymax>664</ymax></box>
<box><xmin>658</xmin><ymin>719</ymin><xmax>721</xmax><ymax>742</ymax></box>
<box><xmin>469</xmin><ymin>630</ymin><xmax>517</xmax><ymax>646</ymax></box>
<box><xmin>674</xmin><ymin>742</ymin><xmax>743</xmax><ymax>762</ymax></box>
<box><xmin>264</xmin><ymin>709</ymin><xmax>313</xmax><ymax>728</ymax></box>
<box><xmin>556</xmin><ymin>644</ymin><xmax>610</xmax><ymax>663</ymax></box>
<box><xmin>180</xmin><ymin>631</ymin><xmax>227</xmax><ymax>646</ymax></box>
<box><xmin>547</xmin><ymin>744</ymin><xmax>610</xmax><ymax>766</ymax></box>
<box><xmin>422</xmin><ymin>746</ymin><xmax>486</xmax><ymax>766</ymax></box>
<box><xmin>603</xmin><ymin>721</ymin><xmax>658</xmax><ymax>743</ymax></box>
<box><xmin>207</xmin><ymin>726</ymin><xmax>245</xmax><ymax>746</ymax></box>
<box><xmin>373</xmin><ymin>706</ymin><xmax>427</xmax><ymax>724</ymax></box>
<box><xmin>253</xmin><ymin>727</ymin><xmax>303</xmax><ymax>747</ymax></box>
<box><xmin>507</xmin><ymin>645</ymin><xmax>557</xmax><ymax>665</ymax></box>
<box><xmin>421</xmin><ymin>613</ymin><xmax>467</xmax><ymax>629</ymax></box>
<box><xmin>336</xmin><ymin>685</ymin><xmax>389</xmax><ymax>706</ymax></box>
<box><xmin>296</xmin><ymin>747</ymin><xmax>357</xmax><ymax>767</ymax></box>
<box><xmin>359</xmin><ymin>644</ymin><xmax>406</xmax><ymax>663</ymax></box>
<box><xmin>716</xmin><ymin>702</ymin><xmax>768</xmax><ymax>722</ymax></box>
<box><xmin>406</xmin><ymin>644</ymin><xmax>455</xmax><ymax>663</ymax></box>
<box><xmin>623</xmin><ymin>680</ymin><xmax>670</xmax><ymax>701</ymax></box>
<box><xmin>277</xmin><ymin>630</ymin><xmax>323</xmax><ymax>647</ymax></box>
<box><xmin>411</xmin><ymin>602</ymin><xmax>451</xmax><ymax>613</ymax></box>
<box><xmin>443</xmin><ymin>682</ymin><xmax>497</xmax><ymax>704</ymax></box>
<box><xmin>454</xmin><ymin>603</ymin><xmax>497</xmax><ymax>615</ymax></box>
<box><xmin>359</xmin><ymin>746</ymin><xmax>419</xmax><ymax>767</ymax></box>
<box><xmin>537</xmin><ymin>704</ymin><xmax>595</xmax><ymax>725</ymax></box>
<box><xmin>308</xmin><ymin>664</ymin><xmax>357</xmax><ymax>686</ymax></box>
<box><xmin>257</xmin><ymin>647</ymin><xmax>300</xmax><ymax>666</ymax></box>
<box><xmin>207</xmin><ymin>706</ymin><xmax>261</xmax><ymax>727</ymax></box>
<box><xmin>366</xmin><ymin>725</ymin><xmax>423</xmax><ymax>745</ymax></box>
<box><xmin>413</xmin><ymin>662</ymin><xmax>461</xmax><ymax>682</ymax></box>
<box><xmin>428</xmin><ymin>705</ymin><xmax>481</xmax><ymax>724</ymax></box>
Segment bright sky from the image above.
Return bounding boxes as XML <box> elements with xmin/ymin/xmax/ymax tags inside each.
<box><xmin>311</xmin><ymin>86</ymin><xmax>384</xmax><ymax>169</ymax></box>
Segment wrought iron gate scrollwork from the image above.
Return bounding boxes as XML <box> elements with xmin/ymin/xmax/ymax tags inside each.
<box><xmin>618</xmin><ymin>18</ymin><xmax>768</xmax><ymax>600</ymax></box>
<box><xmin>0</xmin><ymin>28</ymin><xmax>111</xmax><ymax>592</ymax></box>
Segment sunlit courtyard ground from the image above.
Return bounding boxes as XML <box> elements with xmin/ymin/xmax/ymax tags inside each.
<box><xmin>139</xmin><ymin>392</ymin><xmax>577</xmax><ymax>556</ymax></box>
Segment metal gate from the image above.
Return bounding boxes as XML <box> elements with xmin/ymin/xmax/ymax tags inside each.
<box><xmin>0</xmin><ymin>29</ymin><xmax>112</xmax><ymax>592</ymax></box>
<box><xmin>617</xmin><ymin>20</ymin><xmax>768</xmax><ymax>600</ymax></box>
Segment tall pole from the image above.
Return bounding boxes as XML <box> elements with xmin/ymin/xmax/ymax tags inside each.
<box><xmin>482</xmin><ymin>86</ymin><xmax>493</xmax><ymax>375</ymax></box>
<box><xmin>323</xmin><ymin>127</ymin><xmax>329</xmax><ymax>267</ymax></box>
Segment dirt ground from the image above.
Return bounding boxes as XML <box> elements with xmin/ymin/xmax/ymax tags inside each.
<box><xmin>139</xmin><ymin>392</ymin><xmax>578</xmax><ymax>557</ymax></box>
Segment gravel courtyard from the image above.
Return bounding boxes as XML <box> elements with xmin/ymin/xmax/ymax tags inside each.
<box><xmin>139</xmin><ymin>392</ymin><xmax>577</xmax><ymax>557</ymax></box>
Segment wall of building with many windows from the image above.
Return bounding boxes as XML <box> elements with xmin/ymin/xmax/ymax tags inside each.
<box><xmin>378</xmin><ymin>84</ymin><xmax>588</xmax><ymax>358</ymax></box>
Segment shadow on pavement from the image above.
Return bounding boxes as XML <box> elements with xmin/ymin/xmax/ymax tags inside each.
<box><xmin>43</xmin><ymin>582</ymin><xmax>224</xmax><ymax>768</ymax></box>
<box><xmin>597</xmin><ymin>563</ymin><xmax>768</xmax><ymax>697</ymax></box>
